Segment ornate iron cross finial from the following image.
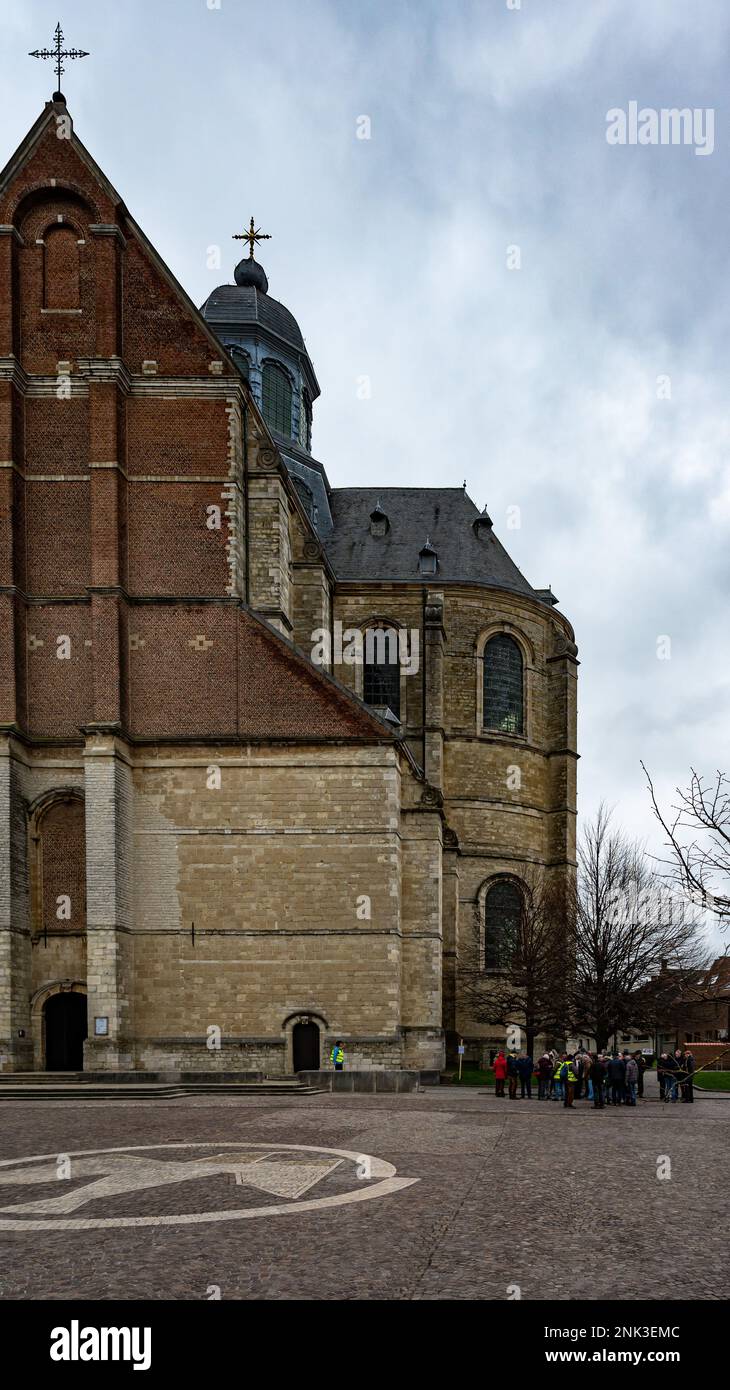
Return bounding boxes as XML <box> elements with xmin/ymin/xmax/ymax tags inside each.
<box><xmin>29</xmin><ymin>21</ymin><xmax>89</xmax><ymax>100</ymax></box>
<box><xmin>233</xmin><ymin>217</ymin><xmax>272</xmax><ymax>261</ymax></box>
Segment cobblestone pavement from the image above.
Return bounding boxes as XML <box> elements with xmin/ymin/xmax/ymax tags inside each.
<box><xmin>0</xmin><ymin>1082</ymin><xmax>726</xmax><ymax>1301</ymax></box>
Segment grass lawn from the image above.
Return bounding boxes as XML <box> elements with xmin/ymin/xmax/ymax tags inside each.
<box><xmin>693</xmin><ymin>1071</ymin><xmax>730</xmax><ymax>1091</ymax></box>
<box><xmin>444</xmin><ymin>1067</ymin><xmax>730</xmax><ymax>1092</ymax></box>
<box><xmin>445</xmin><ymin>1068</ymin><xmax>495</xmax><ymax>1086</ymax></box>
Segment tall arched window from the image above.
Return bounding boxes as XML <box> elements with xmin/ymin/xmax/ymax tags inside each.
<box><xmin>262</xmin><ymin>361</ymin><xmax>292</xmax><ymax>436</ymax></box>
<box><xmin>363</xmin><ymin>626</ymin><xmax>401</xmax><ymax>719</ymax></box>
<box><xmin>483</xmin><ymin>633</ymin><xmax>524</xmax><ymax>734</ymax></box>
<box><xmin>44</xmin><ymin>225</ymin><xmax>80</xmax><ymax>309</ymax></box>
<box><xmin>484</xmin><ymin>879</ymin><xmax>522</xmax><ymax>969</ymax></box>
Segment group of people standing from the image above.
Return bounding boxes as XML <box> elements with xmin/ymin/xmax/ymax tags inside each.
<box><xmin>657</xmin><ymin>1049</ymin><xmax>695</xmax><ymax>1103</ymax></box>
<box><xmin>491</xmin><ymin>1046</ymin><xmax>688</xmax><ymax>1109</ymax></box>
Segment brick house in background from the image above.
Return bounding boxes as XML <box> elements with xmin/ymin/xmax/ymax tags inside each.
<box><xmin>654</xmin><ymin>956</ymin><xmax>730</xmax><ymax>1063</ymax></box>
<box><xmin>0</xmin><ymin>98</ymin><xmax>578</xmax><ymax>1074</ymax></box>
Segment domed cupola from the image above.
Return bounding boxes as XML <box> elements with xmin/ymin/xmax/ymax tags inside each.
<box><xmin>199</xmin><ymin>217</ymin><xmax>320</xmax><ymax>456</ymax></box>
<box><xmin>200</xmin><ymin>217</ymin><xmax>333</xmax><ymax>536</ymax></box>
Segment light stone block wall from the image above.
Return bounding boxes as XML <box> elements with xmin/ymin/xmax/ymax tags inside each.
<box><xmin>1</xmin><ymin>737</ymin><xmax>445</xmax><ymax>1074</ymax></box>
<box><xmin>126</xmin><ymin>743</ymin><xmax>443</xmax><ymax>1072</ymax></box>
<box><xmin>331</xmin><ymin>583</ymin><xmax>578</xmax><ymax>1058</ymax></box>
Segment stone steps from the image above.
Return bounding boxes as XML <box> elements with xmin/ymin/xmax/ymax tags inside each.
<box><xmin>0</xmin><ymin>1077</ymin><xmax>325</xmax><ymax>1101</ymax></box>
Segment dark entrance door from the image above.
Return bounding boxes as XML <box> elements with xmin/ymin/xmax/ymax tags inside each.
<box><xmin>45</xmin><ymin>993</ymin><xmax>87</xmax><ymax>1071</ymax></box>
<box><xmin>292</xmin><ymin>1021</ymin><xmax>320</xmax><ymax>1072</ymax></box>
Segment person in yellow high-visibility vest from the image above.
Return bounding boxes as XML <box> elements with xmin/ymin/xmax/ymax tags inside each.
<box><xmin>552</xmin><ymin>1055</ymin><xmax>566</xmax><ymax>1102</ymax></box>
<box><xmin>329</xmin><ymin>1041</ymin><xmax>344</xmax><ymax>1071</ymax></box>
<box><xmin>559</xmin><ymin>1055</ymin><xmax>578</xmax><ymax>1108</ymax></box>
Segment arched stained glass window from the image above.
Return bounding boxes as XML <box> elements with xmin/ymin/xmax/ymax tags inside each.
<box><xmin>363</xmin><ymin>627</ymin><xmax>401</xmax><ymax>719</ymax></box>
<box><xmin>484</xmin><ymin>880</ymin><xmax>522</xmax><ymax>970</ymax></box>
<box><xmin>262</xmin><ymin>361</ymin><xmax>292</xmax><ymax>436</ymax></box>
<box><xmin>483</xmin><ymin>634</ymin><xmax>524</xmax><ymax>734</ymax></box>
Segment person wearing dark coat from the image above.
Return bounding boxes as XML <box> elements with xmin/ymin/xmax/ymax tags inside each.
<box><xmin>673</xmin><ymin>1049</ymin><xmax>689</xmax><ymax>1103</ymax></box>
<box><xmin>657</xmin><ymin>1053</ymin><xmax>669</xmax><ymax>1101</ymax></box>
<box><xmin>607</xmin><ymin>1054</ymin><xmax>626</xmax><ymax>1106</ymax></box>
<box><xmin>663</xmin><ymin>1051</ymin><xmax>679</xmax><ymax>1102</ymax></box>
<box><xmin>537</xmin><ymin>1054</ymin><xmax>552</xmax><ymax>1100</ymax></box>
<box><xmin>624</xmin><ymin>1053</ymin><xmax>639</xmax><ymax>1105</ymax></box>
<box><xmin>634</xmin><ymin>1051</ymin><xmax>647</xmax><ymax>1098</ymax></box>
<box><xmin>507</xmin><ymin>1052</ymin><xmax>519</xmax><ymax>1100</ymax></box>
<box><xmin>682</xmin><ymin>1050</ymin><xmax>695</xmax><ymax>1103</ymax></box>
<box><xmin>590</xmin><ymin>1055</ymin><xmax>606</xmax><ymax>1108</ymax></box>
<box><xmin>516</xmin><ymin>1053</ymin><xmax>534</xmax><ymax>1099</ymax></box>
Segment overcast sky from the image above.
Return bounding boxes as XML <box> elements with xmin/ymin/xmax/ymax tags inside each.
<box><xmin>3</xmin><ymin>0</ymin><xmax>729</xmax><ymax>947</ymax></box>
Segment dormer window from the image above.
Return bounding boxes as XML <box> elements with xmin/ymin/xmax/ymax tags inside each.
<box><xmin>369</xmin><ymin>501</ymin><xmax>389</xmax><ymax>538</ymax></box>
<box><xmin>473</xmin><ymin>507</ymin><xmax>493</xmax><ymax>541</ymax></box>
<box><xmin>418</xmin><ymin>538</ymin><xmax>438</xmax><ymax>576</ymax></box>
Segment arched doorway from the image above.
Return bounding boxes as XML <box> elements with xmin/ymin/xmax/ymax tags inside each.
<box><xmin>292</xmin><ymin>1020</ymin><xmax>320</xmax><ymax>1072</ymax></box>
<box><xmin>45</xmin><ymin>992</ymin><xmax>87</xmax><ymax>1071</ymax></box>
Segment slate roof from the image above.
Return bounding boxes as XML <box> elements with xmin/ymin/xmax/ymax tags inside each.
<box><xmin>200</xmin><ymin>283</ymin><xmax>306</xmax><ymax>354</ymax></box>
<box><xmin>325</xmin><ymin>487</ymin><xmax>540</xmax><ymax>598</ymax></box>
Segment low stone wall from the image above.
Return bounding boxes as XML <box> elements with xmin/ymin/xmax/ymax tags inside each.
<box><xmin>298</xmin><ymin>1069</ymin><xmax>440</xmax><ymax>1092</ymax></box>
<box><xmin>81</xmin><ymin>1070</ymin><xmax>268</xmax><ymax>1084</ymax></box>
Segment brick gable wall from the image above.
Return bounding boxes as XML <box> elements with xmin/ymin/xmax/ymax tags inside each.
<box><xmin>0</xmin><ymin>102</ymin><xmax>379</xmax><ymax>747</ymax></box>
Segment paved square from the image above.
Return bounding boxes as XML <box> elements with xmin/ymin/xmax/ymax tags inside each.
<box><xmin>0</xmin><ymin>1084</ymin><xmax>726</xmax><ymax>1300</ymax></box>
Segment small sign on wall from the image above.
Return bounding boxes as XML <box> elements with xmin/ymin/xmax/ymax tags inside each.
<box><xmin>94</xmin><ymin>1017</ymin><xmax>109</xmax><ymax>1036</ymax></box>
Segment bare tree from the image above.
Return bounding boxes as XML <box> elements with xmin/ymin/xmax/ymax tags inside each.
<box><xmin>570</xmin><ymin>805</ymin><xmax>707</xmax><ymax>1051</ymax></box>
<box><xmin>459</xmin><ymin>868</ymin><xmax>568</xmax><ymax>1058</ymax></box>
<box><xmin>643</xmin><ymin>762</ymin><xmax>730</xmax><ymax>936</ymax></box>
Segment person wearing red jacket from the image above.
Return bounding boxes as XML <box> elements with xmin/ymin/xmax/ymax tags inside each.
<box><xmin>493</xmin><ymin>1049</ymin><xmax>508</xmax><ymax>1097</ymax></box>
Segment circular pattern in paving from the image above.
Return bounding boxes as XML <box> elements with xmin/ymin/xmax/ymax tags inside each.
<box><xmin>0</xmin><ymin>1141</ymin><xmax>419</xmax><ymax>1230</ymax></box>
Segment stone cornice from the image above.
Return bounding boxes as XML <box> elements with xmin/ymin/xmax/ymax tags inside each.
<box><xmin>126</xmin><ymin>376</ymin><xmax>244</xmax><ymax>399</ymax></box>
<box><xmin>334</xmin><ymin>577</ymin><xmax>577</xmax><ymax>642</ymax></box>
<box><xmin>0</xmin><ymin>585</ymin><xmax>242</xmax><ymax>604</ymax></box>
<box><xmin>76</xmin><ymin>356</ymin><xmax>132</xmax><ymax>392</ymax></box>
<box><xmin>0</xmin><ymin>357</ymin><xmax>28</xmax><ymax>390</ymax></box>
<box><xmin>0</xmin><ymin>461</ymin><xmax>236</xmax><ymax>485</ymax></box>
<box><xmin>25</xmin><ymin>378</ymin><xmax>89</xmax><ymax>398</ymax></box>
<box><xmin>0</xmin><ymin>357</ymin><xmax>246</xmax><ymax>404</ymax></box>
<box><xmin>88</xmin><ymin>223</ymin><xmax>127</xmax><ymax>249</ymax></box>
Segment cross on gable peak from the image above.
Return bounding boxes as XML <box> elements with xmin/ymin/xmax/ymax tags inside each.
<box><xmin>29</xmin><ymin>20</ymin><xmax>90</xmax><ymax>102</ymax></box>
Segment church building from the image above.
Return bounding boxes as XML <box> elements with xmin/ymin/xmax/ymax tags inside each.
<box><xmin>0</xmin><ymin>97</ymin><xmax>578</xmax><ymax>1075</ymax></box>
